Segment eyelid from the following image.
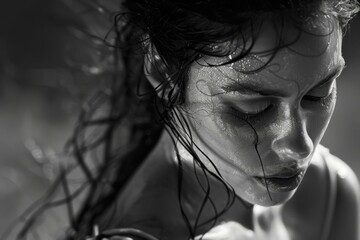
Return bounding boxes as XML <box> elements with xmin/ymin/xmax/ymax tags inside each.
<box><xmin>306</xmin><ymin>64</ymin><xmax>343</xmax><ymax>95</ymax></box>
<box><xmin>225</xmin><ymin>98</ymin><xmax>271</xmax><ymax>115</ymax></box>
<box><xmin>228</xmin><ymin>104</ymin><xmax>272</xmax><ymax>122</ymax></box>
<box><xmin>222</xmin><ymin>89</ymin><xmax>263</xmax><ymax>97</ymax></box>
<box><xmin>220</xmin><ymin>83</ymin><xmax>279</xmax><ymax>98</ymax></box>
<box><xmin>305</xmin><ymin>78</ymin><xmax>336</xmax><ymax>98</ymax></box>
<box><xmin>219</xmin><ymin>91</ymin><xmax>273</xmax><ymax>104</ymax></box>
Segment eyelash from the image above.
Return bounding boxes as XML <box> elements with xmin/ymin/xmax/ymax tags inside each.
<box><xmin>228</xmin><ymin>90</ymin><xmax>335</xmax><ymax>121</ymax></box>
<box><xmin>302</xmin><ymin>88</ymin><xmax>336</xmax><ymax>105</ymax></box>
<box><xmin>228</xmin><ymin>104</ymin><xmax>272</xmax><ymax>122</ymax></box>
<box><xmin>225</xmin><ymin>84</ymin><xmax>336</xmax><ymax>123</ymax></box>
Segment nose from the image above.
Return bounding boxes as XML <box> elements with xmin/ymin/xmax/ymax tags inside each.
<box><xmin>271</xmin><ymin>114</ymin><xmax>313</xmax><ymax>162</ymax></box>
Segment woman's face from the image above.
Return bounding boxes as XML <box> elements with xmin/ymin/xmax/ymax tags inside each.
<box><xmin>180</xmin><ymin>16</ymin><xmax>344</xmax><ymax>206</ymax></box>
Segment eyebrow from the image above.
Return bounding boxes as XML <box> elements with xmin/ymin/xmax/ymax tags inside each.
<box><xmin>310</xmin><ymin>64</ymin><xmax>344</xmax><ymax>90</ymax></box>
<box><xmin>220</xmin><ymin>64</ymin><xmax>345</xmax><ymax>97</ymax></box>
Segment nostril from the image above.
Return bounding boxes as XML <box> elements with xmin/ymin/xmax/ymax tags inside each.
<box><xmin>275</xmin><ymin>147</ymin><xmax>312</xmax><ymax>160</ymax></box>
<box><xmin>272</xmin><ymin>136</ymin><xmax>313</xmax><ymax>161</ymax></box>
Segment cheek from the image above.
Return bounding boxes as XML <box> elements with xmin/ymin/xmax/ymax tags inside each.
<box><xmin>180</xmin><ymin>101</ymin><xmax>265</xmax><ymax>179</ymax></box>
<box><xmin>306</xmin><ymin>90</ymin><xmax>337</xmax><ymax>144</ymax></box>
<box><xmin>183</xmin><ymin>74</ymin><xmax>254</xmax><ymax>145</ymax></box>
<box><xmin>183</xmin><ymin>102</ymin><xmax>255</xmax><ymax>152</ymax></box>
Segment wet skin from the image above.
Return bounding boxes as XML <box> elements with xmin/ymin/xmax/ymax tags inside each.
<box><xmin>117</xmin><ymin>132</ymin><xmax>359</xmax><ymax>240</ymax></box>
<box><xmin>115</xmin><ymin>14</ymin><xmax>359</xmax><ymax>240</ymax></box>
<box><xmin>181</xmin><ymin>16</ymin><xmax>344</xmax><ymax>206</ymax></box>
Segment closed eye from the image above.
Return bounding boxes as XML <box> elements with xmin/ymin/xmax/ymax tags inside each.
<box><xmin>228</xmin><ymin>103</ymin><xmax>273</xmax><ymax>122</ymax></box>
<box><xmin>303</xmin><ymin>79</ymin><xmax>336</xmax><ymax>102</ymax></box>
<box><xmin>303</xmin><ymin>94</ymin><xmax>329</xmax><ymax>101</ymax></box>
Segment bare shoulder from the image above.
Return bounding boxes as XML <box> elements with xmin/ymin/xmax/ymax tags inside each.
<box><xmin>284</xmin><ymin>145</ymin><xmax>360</xmax><ymax>240</ymax></box>
<box><xmin>303</xmin><ymin>145</ymin><xmax>359</xmax><ymax>202</ymax></box>
<box><xmin>323</xmin><ymin>148</ymin><xmax>360</xmax><ymax>240</ymax></box>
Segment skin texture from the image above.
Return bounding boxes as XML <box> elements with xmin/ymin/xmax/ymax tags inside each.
<box><xmin>116</xmin><ymin>132</ymin><xmax>360</xmax><ymax>239</ymax></box>
<box><xmin>115</xmin><ymin>13</ymin><xmax>359</xmax><ymax>240</ymax></box>
<box><xmin>180</xmin><ymin>15</ymin><xmax>344</xmax><ymax>206</ymax></box>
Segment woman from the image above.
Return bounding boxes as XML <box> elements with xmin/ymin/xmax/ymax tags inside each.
<box><xmin>10</xmin><ymin>0</ymin><xmax>360</xmax><ymax>239</ymax></box>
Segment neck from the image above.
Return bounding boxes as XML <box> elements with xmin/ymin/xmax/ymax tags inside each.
<box><xmin>148</xmin><ymin>130</ymin><xmax>254</xmax><ymax>232</ymax></box>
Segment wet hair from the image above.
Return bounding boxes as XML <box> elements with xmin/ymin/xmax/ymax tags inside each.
<box><xmin>7</xmin><ymin>0</ymin><xmax>359</xmax><ymax>239</ymax></box>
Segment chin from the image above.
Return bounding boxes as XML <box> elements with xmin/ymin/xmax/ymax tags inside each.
<box><xmin>235</xmin><ymin>184</ymin><xmax>298</xmax><ymax>207</ymax></box>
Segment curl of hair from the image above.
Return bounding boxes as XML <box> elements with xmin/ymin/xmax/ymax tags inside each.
<box><xmin>10</xmin><ymin>0</ymin><xmax>359</xmax><ymax>239</ymax></box>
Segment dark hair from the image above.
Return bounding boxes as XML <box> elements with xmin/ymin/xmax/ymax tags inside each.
<box><xmin>8</xmin><ymin>0</ymin><xmax>359</xmax><ymax>239</ymax></box>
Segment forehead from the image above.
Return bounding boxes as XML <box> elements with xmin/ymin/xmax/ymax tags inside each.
<box><xmin>251</xmin><ymin>16</ymin><xmax>342</xmax><ymax>81</ymax></box>
<box><xmin>196</xmin><ymin>15</ymin><xmax>343</xmax><ymax>92</ymax></box>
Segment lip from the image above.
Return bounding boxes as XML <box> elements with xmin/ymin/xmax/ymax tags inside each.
<box><xmin>254</xmin><ymin>169</ymin><xmax>306</xmax><ymax>192</ymax></box>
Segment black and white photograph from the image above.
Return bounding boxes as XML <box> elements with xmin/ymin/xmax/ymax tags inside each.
<box><xmin>0</xmin><ymin>0</ymin><xmax>360</xmax><ymax>239</ymax></box>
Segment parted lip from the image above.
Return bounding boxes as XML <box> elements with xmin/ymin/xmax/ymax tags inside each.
<box><xmin>266</xmin><ymin>169</ymin><xmax>304</xmax><ymax>179</ymax></box>
<box><xmin>254</xmin><ymin>167</ymin><xmax>305</xmax><ymax>179</ymax></box>
<box><xmin>254</xmin><ymin>168</ymin><xmax>306</xmax><ymax>192</ymax></box>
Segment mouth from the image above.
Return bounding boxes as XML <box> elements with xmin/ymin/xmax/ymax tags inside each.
<box><xmin>254</xmin><ymin>169</ymin><xmax>306</xmax><ymax>192</ymax></box>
